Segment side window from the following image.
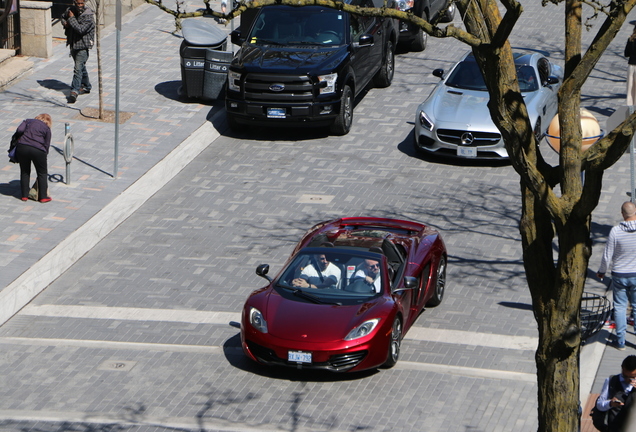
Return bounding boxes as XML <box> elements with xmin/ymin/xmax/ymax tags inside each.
<box><xmin>350</xmin><ymin>14</ymin><xmax>372</xmax><ymax>42</ymax></box>
<box><xmin>538</xmin><ymin>58</ymin><xmax>550</xmax><ymax>85</ymax></box>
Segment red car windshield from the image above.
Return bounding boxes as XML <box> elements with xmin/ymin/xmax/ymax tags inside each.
<box><xmin>275</xmin><ymin>248</ymin><xmax>385</xmax><ymax>302</ymax></box>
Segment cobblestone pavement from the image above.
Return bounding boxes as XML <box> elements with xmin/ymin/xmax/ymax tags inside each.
<box><xmin>0</xmin><ymin>0</ymin><xmax>635</xmax><ymax>431</ymax></box>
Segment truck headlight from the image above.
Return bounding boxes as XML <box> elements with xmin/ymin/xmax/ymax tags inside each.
<box><xmin>318</xmin><ymin>73</ymin><xmax>337</xmax><ymax>95</ymax></box>
<box><xmin>396</xmin><ymin>0</ymin><xmax>414</xmax><ymax>11</ymax></box>
<box><xmin>228</xmin><ymin>71</ymin><xmax>241</xmax><ymax>92</ymax></box>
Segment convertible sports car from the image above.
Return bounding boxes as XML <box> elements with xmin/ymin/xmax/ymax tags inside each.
<box><xmin>414</xmin><ymin>51</ymin><xmax>563</xmax><ymax>159</ymax></box>
<box><xmin>240</xmin><ymin>217</ymin><xmax>447</xmax><ymax>372</ymax></box>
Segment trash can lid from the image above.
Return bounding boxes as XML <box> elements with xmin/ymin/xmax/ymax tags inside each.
<box><xmin>181</xmin><ymin>19</ymin><xmax>228</xmax><ymax>46</ymax></box>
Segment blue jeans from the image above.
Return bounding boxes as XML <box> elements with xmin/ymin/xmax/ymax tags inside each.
<box><xmin>612</xmin><ymin>276</ymin><xmax>636</xmax><ymax>346</ymax></box>
<box><xmin>71</xmin><ymin>49</ymin><xmax>91</xmax><ymax>94</ymax></box>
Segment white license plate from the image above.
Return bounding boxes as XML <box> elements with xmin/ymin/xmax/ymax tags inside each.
<box><xmin>457</xmin><ymin>146</ymin><xmax>477</xmax><ymax>157</ymax></box>
<box><xmin>267</xmin><ymin>108</ymin><xmax>286</xmax><ymax>118</ymax></box>
<box><xmin>288</xmin><ymin>351</ymin><xmax>312</xmax><ymax>363</ymax></box>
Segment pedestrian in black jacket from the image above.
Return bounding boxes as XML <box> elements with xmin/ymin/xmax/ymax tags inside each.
<box><xmin>61</xmin><ymin>0</ymin><xmax>95</xmax><ymax>104</ymax></box>
<box><xmin>14</xmin><ymin>114</ymin><xmax>53</xmax><ymax>203</ymax></box>
<box><xmin>625</xmin><ymin>25</ymin><xmax>636</xmax><ymax>105</ymax></box>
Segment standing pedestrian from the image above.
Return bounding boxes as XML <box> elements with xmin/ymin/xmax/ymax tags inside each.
<box><xmin>594</xmin><ymin>355</ymin><xmax>636</xmax><ymax>431</ymax></box>
<box><xmin>597</xmin><ymin>201</ymin><xmax>636</xmax><ymax>350</ymax></box>
<box><xmin>14</xmin><ymin>114</ymin><xmax>53</xmax><ymax>203</ymax></box>
<box><xmin>61</xmin><ymin>0</ymin><xmax>95</xmax><ymax>104</ymax></box>
<box><xmin>625</xmin><ymin>24</ymin><xmax>636</xmax><ymax>106</ymax></box>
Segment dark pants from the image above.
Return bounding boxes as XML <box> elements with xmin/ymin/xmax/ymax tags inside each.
<box><xmin>16</xmin><ymin>144</ymin><xmax>48</xmax><ymax>200</ymax></box>
<box><xmin>71</xmin><ymin>48</ymin><xmax>91</xmax><ymax>94</ymax></box>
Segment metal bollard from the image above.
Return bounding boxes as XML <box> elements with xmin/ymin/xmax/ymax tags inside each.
<box><xmin>63</xmin><ymin>123</ymin><xmax>74</xmax><ymax>185</ymax></box>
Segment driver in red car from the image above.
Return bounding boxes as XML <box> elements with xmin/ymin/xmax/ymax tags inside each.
<box><xmin>352</xmin><ymin>259</ymin><xmax>382</xmax><ymax>293</ymax></box>
<box><xmin>292</xmin><ymin>254</ymin><xmax>341</xmax><ymax>289</ymax></box>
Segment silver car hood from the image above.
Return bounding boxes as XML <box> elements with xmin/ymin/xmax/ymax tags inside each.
<box><xmin>427</xmin><ymin>87</ymin><xmax>539</xmax><ymax>130</ymax></box>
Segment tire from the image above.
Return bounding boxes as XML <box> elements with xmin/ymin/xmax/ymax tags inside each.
<box><xmin>373</xmin><ymin>41</ymin><xmax>395</xmax><ymax>88</ymax></box>
<box><xmin>410</xmin><ymin>12</ymin><xmax>428</xmax><ymax>52</ymax></box>
<box><xmin>439</xmin><ymin>3</ymin><xmax>456</xmax><ymax>23</ymax></box>
<box><xmin>330</xmin><ymin>85</ymin><xmax>353</xmax><ymax>136</ymax></box>
<box><xmin>383</xmin><ymin>317</ymin><xmax>402</xmax><ymax>368</ymax></box>
<box><xmin>426</xmin><ymin>256</ymin><xmax>446</xmax><ymax>307</ymax></box>
<box><xmin>533</xmin><ymin>118</ymin><xmax>543</xmax><ymax>144</ymax></box>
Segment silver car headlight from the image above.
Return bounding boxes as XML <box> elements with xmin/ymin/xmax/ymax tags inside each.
<box><xmin>249</xmin><ymin>307</ymin><xmax>268</xmax><ymax>333</ymax></box>
<box><xmin>228</xmin><ymin>71</ymin><xmax>242</xmax><ymax>92</ymax></box>
<box><xmin>419</xmin><ymin>110</ymin><xmax>434</xmax><ymax>131</ymax></box>
<box><xmin>318</xmin><ymin>73</ymin><xmax>337</xmax><ymax>95</ymax></box>
<box><xmin>344</xmin><ymin>318</ymin><xmax>380</xmax><ymax>341</ymax></box>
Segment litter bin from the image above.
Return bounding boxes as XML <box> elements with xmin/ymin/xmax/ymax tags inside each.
<box><xmin>203</xmin><ymin>50</ymin><xmax>233</xmax><ymax>100</ymax></box>
<box><xmin>180</xmin><ymin>19</ymin><xmax>228</xmax><ymax>99</ymax></box>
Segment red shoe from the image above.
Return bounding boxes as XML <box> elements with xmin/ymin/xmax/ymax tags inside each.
<box><xmin>39</xmin><ymin>197</ymin><xmax>52</xmax><ymax>203</ymax></box>
<box><xmin>21</xmin><ymin>197</ymin><xmax>28</xmax><ymax>201</ymax></box>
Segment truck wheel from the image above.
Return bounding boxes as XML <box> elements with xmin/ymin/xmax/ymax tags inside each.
<box><xmin>439</xmin><ymin>3</ymin><xmax>456</xmax><ymax>23</ymax></box>
<box><xmin>410</xmin><ymin>12</ymin><xmax>428</xmax><ymax>52</ymax></box>
<box><xmin>330</xmin><ymin>85</ymin><xmax>353</xmax><ymax>136</ymax></box>
<box><xmin>373</xmin><ymin>41</ymin><xmax>395</xmax><ymax>88</ymax></box>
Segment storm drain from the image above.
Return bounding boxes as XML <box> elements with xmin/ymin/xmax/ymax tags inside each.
<box><xmin>297</xmin><ymin>194</ymin><xmax>334</xmax><ymax>204</ymax></box>
<box><xmin>97</xmin><ymin>360</ymin><xmax>137</xmax><ymax>371</ymax></box>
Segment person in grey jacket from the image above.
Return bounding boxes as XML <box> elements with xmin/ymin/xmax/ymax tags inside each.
<box><xmin>598</xmin><ymin>201</ymin><xmax>636</xmax><ymax>350</ymax></box>
<box><xmin>61</xmin><ymin>0</ymin><xmax>95</xmax><ymax>104</ymax></box>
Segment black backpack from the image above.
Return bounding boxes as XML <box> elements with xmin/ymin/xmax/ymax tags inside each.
<box><xmin>590</xmin><ymin>375</ymin><xmax>626</xmax><ymax>431</ymax></box>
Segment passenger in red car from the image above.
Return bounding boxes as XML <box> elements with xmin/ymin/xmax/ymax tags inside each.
<box><xmin>292</xmin><ymin>254</ymin><xmax>341</xmax><ymax>289</ymax></box>
<box><xmin>352</xmin><ymin>259</ymin><xmax>382</xmax><ymax>293</ymax></box>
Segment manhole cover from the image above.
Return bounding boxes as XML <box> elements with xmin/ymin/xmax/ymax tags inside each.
<box><xmin>297</xmin><ymin>194</ymin><xmax>334</xmax><ymax>204</ymax></box>
<box><xmin>97</xmin><ymin>360</ymin><xmax>137</xmax><ymax>371</ymax></box>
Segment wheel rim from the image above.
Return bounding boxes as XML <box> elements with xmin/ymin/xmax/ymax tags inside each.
<box><xmin>386</xmin><ymin>47</ymin><xmax>394</xmax><ymax>81</ymax></box>
<box><xmin>343</xmin><ymin>89</ymin><xmax>353</xmax><ymax>129</ymax></box>
<box><xmin>436</xmin><ymin>258</ymin><xmax>446</xmax><ymax>301</ymax></box>
<box><xmin>390</xmin><ymin>319</ymin><xmax>402</xmax><ymax>363</ymax></box>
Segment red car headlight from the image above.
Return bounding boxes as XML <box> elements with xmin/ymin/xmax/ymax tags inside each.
<box><xmin>249</xmin><ymin>307</ymin><xmax>268</xmax><ymax>333</ymax></box>
<box><xmin>344</xmin><ymin>318</ymin><xmax>380</xmax><ymax>341</ymax></box>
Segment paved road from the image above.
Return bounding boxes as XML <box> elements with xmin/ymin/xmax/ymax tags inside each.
<box><xmin>1</xmin><ymin>1</ymin><xmax>635</xmax><ymax>431</ymax></box>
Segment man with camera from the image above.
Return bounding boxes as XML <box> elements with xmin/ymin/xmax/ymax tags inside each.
<box><xmin>61</xmin><ymin>0</ymin><xmax>95</xmax><ymax>104</ymax></box>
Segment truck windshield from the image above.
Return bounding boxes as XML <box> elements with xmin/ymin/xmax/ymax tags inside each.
<box><xmin>248</xmin><ymin>6</ymin><xmax>346</xmax><ymax>46</ymax></box>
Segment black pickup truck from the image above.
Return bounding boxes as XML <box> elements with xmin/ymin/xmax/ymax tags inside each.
<box><xmin>225</xmin><ymin>1</ymin><xmax>398</xmax><ymax>135</ymax></box>
<box><xmin>396</xmin><ymin>0</ymin><xmax>455</xmax><ymax>52</ymax></box>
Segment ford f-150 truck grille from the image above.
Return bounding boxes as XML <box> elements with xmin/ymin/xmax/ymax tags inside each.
<box><xmin>244</xmin><ymin>73</ymin><xmax>314</xmax><ymax>102</ymax></box>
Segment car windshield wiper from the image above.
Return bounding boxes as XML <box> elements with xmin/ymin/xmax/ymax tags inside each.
<box><xmin>281</xmin><ymin>286</ymin><xmax>341</xmax><ymax>306</ymax></box>
<box><xmin>253</xmin><ymin>38</ymin><xmax>283</xmax><ymax>45</ymax></box>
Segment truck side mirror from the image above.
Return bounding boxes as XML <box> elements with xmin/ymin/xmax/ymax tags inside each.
<box><xmin>358</xmin><ymin>34</ymin><xmax>374</xmax><ymax>46</ymax></box>
<box><xmin>231</xmin><ymin>29</ymin><xmax>244</xmax><ymax>46</ymax></box>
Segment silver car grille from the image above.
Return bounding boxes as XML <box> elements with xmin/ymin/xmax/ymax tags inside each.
<box><xmin>436</xmin><ymin>129</ymin><xmax>501</xmax><ymax>147</ymax></box>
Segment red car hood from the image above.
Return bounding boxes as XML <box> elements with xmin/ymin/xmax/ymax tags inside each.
<box><xmin>265</xmin><ymin>292</ymin><xmax>386</xmax><ymax>343</ymax></box>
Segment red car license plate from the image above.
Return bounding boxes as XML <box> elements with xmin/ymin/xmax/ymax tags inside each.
<box><xmin>288</xmin><ymin>351</ymin><xmax>312</xmax><ymax>363</ymax></box>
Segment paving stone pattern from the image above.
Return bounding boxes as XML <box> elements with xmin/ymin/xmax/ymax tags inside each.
<box><xmin>1</xmin><ymin>0</ymin><xmax>636</xmax><ymax>431</ymax></box>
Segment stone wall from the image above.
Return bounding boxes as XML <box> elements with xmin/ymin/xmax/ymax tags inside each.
<box><xmin>20</xmin><ymin>1</ymin><xmax>53</xmax><ymax>58</ymax></box>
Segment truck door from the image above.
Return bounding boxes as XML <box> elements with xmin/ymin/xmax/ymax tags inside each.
<box><xmin>349</xmin><ymin>10</ymin><xmax>381</xmax><ymax>91</ymax></box>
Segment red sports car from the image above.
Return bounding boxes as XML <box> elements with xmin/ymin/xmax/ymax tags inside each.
<box><xmin>240</xmin><ymin>217</ymin><xmax>447</xmax><ymax>372</ymax></box>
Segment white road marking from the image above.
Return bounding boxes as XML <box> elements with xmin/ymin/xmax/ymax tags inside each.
<box><xmin>20</xmin><ymin>304</ymin><xmax>537</xmax><ymax>350</ymax></box>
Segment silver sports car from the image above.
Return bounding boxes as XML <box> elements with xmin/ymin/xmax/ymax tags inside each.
<box><xmin>414</xmin><ymin>51</ymin><xmax>562</xmax><ymax>159</ymax></box>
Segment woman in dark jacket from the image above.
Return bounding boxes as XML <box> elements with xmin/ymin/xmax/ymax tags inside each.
<box><xmin>14</xmin><ymin>113</ymin><xmax>52</xmax><ymax>202</ymax></box>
